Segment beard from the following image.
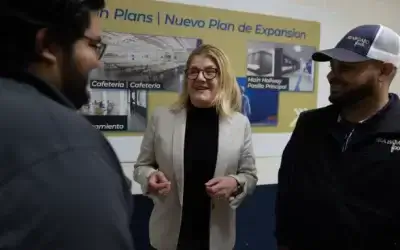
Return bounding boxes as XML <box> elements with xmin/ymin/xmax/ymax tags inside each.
<box><xmin>59</xmin><ymin>54</ymin><xmax>90</xmax><ymax>109</ymax></box>
<box><xmin>328</xmin><ymin>77</ymin><xmax>376</xmax><ymax>108</ymax></box>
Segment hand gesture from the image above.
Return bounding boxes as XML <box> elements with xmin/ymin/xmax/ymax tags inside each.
<box><xmin>205</xmin><ymin>176</ymin><xmax>238</xmax><ymax>199</ymax></box>
<box><xmin>148</xmin><ymin>171</ymin><xmax>171</xmax><ymax>195</ymax></box>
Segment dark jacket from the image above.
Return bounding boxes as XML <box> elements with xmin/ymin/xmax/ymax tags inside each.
<box><xmin>275</xmin><ymin>94</ymin><xmax>400</xmax><ymax>250</ymax></box>
<box><xmin>0</xmin><ymin>73</ymin><xmax>134</xmax><ymax>250</ymax></box>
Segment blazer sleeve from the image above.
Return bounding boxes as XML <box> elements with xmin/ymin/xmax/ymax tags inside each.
<box><xmin>228</xmin><ymin>117</ymin><xmax>258</xmax><ymax>209</ymax></box>
<box><xmin>133</xmin><ymin>109</ymin><xmax>159</xmax><ymax>196</ymax></box>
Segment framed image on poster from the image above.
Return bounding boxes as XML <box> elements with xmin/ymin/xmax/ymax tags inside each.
<box><xmin>80</xmin><ymin>32</ymin><xmax>202</xmax><ymax>132</ymax></box>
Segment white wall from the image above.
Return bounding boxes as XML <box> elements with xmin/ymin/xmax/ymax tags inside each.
<box><xmin>111</xmin><ymin>0</ymin><xmax>400</xmax><ymax>193</ymax></box>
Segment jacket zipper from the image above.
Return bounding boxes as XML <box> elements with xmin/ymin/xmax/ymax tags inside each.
<box><xmin>342</xmin><ymin>128</ymin><xmax>355</xmax><ymax>152</ymax></box>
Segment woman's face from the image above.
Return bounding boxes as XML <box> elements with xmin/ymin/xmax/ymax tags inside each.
<box><xmin>186</xmin><ymin>55</ymin><xmax>219</xmax><ymax>108</ymax></box>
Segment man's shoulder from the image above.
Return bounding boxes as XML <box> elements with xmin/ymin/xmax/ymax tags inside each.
<box><xmin>0</xmin><ymin>81</ymin><xmax>103</xmax><ymax>164</ymax></box>
<box><xmin>0</xmin><ymin>87</ymin><xmax>94</xmax><ymax>136</ymax></box>
<box><xmin>298</xmin><ymin>105</ymin><xmax>338</xmax><ymax>123</ymax></box>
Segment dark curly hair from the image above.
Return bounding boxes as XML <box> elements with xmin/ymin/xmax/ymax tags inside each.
<box><xmin>0</xmin><ymin>0</ymin><xmax>105</xmax><ymax>71</ymax></box>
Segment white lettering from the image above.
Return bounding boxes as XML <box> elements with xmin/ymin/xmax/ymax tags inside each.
<box><xmin>391</xmin><ymin>144</ymin><xmax>400</xmax><ymax>153</ymax></box>
<box><xmin>93</xmin><ymin>124</ymin><xmax>125</xmax><ymax>130</ymax></box>
<box><xmin>129</xmin><ymin>81</ymin><xmax>161</xmax><ymax>89</ymax></box>
<box><xmin>346</xmin><ymin>35</ymin><xmax>370</xmax><ymax>47</ymax></box>
<box><xmin>91</xmin><ymin>80</ymin><xmax>125</xmax><ymax>88</ymax></box>
<box><xmin>262</xmin><ymin>78</ymin><xmax>282</xmax><ymax>84</ymax></box>
<box><xmin>376</xmin><ymin>138</ymin><xmax>400</xmax><ymax>145</ymax></box>
<box><xmin>376</xmin><ymin>137</ymin><xmax>400</xmax><ymax>153</ymax></box>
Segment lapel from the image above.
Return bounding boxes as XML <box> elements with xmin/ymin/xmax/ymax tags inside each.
<box><xmin>172</xmin><ymin>109</ymin><xmax>186</xmax><ymax>205</ymax></box>
<box><xmin>214</xmin><ymin>115</ymin><xmax>233</xmax><ymax>177</ymax></box>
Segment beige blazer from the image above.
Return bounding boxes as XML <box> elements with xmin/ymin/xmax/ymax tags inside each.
<box><xmin>133</xmin><ymin>107</ymin><xmax>257</xmax><ymax>250</ymax></box>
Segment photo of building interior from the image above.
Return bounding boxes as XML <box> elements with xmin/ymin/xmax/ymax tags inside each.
<box><xmin>80</xmin><ymin>88</ymin><xmax>148</xmax><ymax>132</ymax></box>
<box><xmin>81</xmin><ymin>89</ymin><xmax>129</xmax><ymax>116</ymax></box>
<box><xmin>90</xmin><ymin>32</ymin><xmax>202</xmax><ymax>92</ymax></box>
<box><xmin>247</xmin><ymin>41</ymin><xmax>316</xmax><ymax>92</ymax></box>
<box><xmin>128</xmin><ymin>89</ymin><xmax>147</xmax><ymax>131</ymax></box>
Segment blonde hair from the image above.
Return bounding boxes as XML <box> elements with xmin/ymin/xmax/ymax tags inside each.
<box><xmin>171</xmin><ymin>44</ymin><xmax>242</xmax><ymax>117</ymax></box>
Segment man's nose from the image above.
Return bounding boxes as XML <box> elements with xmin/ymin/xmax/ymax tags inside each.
<box><xmin>327</xmin><ymin>70</ymin><xmax>334</xmax><ymax>81</ymax></box>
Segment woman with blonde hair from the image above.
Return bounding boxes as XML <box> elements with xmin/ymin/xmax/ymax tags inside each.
<box><xmin>134</xmin><ymin>44</ymin><xmax>258</xmax><ymax>250</ymax></box>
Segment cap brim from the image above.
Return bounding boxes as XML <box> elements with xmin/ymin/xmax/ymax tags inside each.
<box><xmin>312</xmin><ymin>48</ymin><xmax>370</xmax><ymax>63</ymax></box>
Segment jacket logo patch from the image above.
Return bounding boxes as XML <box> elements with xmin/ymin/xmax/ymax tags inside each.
<box><xmin>376</xmin><ymin>138</ymin><xmax>400</xmax><ymax>153</ymax></box>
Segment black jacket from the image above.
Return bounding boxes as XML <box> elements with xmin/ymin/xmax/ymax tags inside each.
<box><xmin>0</xmin><ymin>73</ymin><xmax>134</xmax><ymax>250</ymax></box>
<box><xmin>275</xmin><ymin>94</ymin><xmax>400</xmax><ymax>250</ymax></box>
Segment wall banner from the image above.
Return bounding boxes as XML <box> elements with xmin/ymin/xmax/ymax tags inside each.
<box><xmin>81</xmin><ymin>0</ymin><xmax>320</xmax><ymax>135</ymax></box>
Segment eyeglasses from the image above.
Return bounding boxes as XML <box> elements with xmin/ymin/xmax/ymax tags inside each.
<box><xmin>185</xmin><ymin>67</ymin><xmax>218</xmax><ymax>80</ymax></box>
<box><xmin>84</xmin><ymin>36</ymin><xmax>107</xmax><ymax>59</ymax></box>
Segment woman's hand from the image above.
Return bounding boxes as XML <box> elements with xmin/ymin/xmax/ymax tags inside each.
<box><xmin>205</xmin><ymin>176</ymin><xmax>238</xmax><ymax>199</ymax></box>
<box><xmin>148</xmin><ymin>171</ymin><xmax>171</xmax><ymax>195</ymax></box>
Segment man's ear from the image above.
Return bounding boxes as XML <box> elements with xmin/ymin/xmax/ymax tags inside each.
<box><xmin>378</xmin><ymin>62</ymin><xmax>395</xmax><ymax>82</ymax></box>
<box><xmin>35</xmin><ymin>28</ymin><xmax>58</xmax><ymax>64</ymax></box>
<box><xmin>381</xmin><ymin>63</ymin><xmax>394</xmax><ymax>76</ymax></box>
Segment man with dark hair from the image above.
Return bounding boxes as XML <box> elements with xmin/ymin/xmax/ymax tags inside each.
<box><xmin>0</xmin><ymin>1</ymin><xmax>134</xmax><ymax>249</ymax></box>
<box><xmin>275</xmin><ymin>25</ymin><xmax>400</xmax><ymax>250</ymax></box>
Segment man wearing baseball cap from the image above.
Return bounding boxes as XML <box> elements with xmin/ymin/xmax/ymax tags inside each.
<box><xmin>275</xmin><ymin>25</ymin><xmax>400</xmax><ymax>250</ymax></box>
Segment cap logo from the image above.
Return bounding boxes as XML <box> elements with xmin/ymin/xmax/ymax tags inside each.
<box><xmin>346</xmin><ymin>35</ymin><xmax>370</xmax><ymax>48</ymax></box>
